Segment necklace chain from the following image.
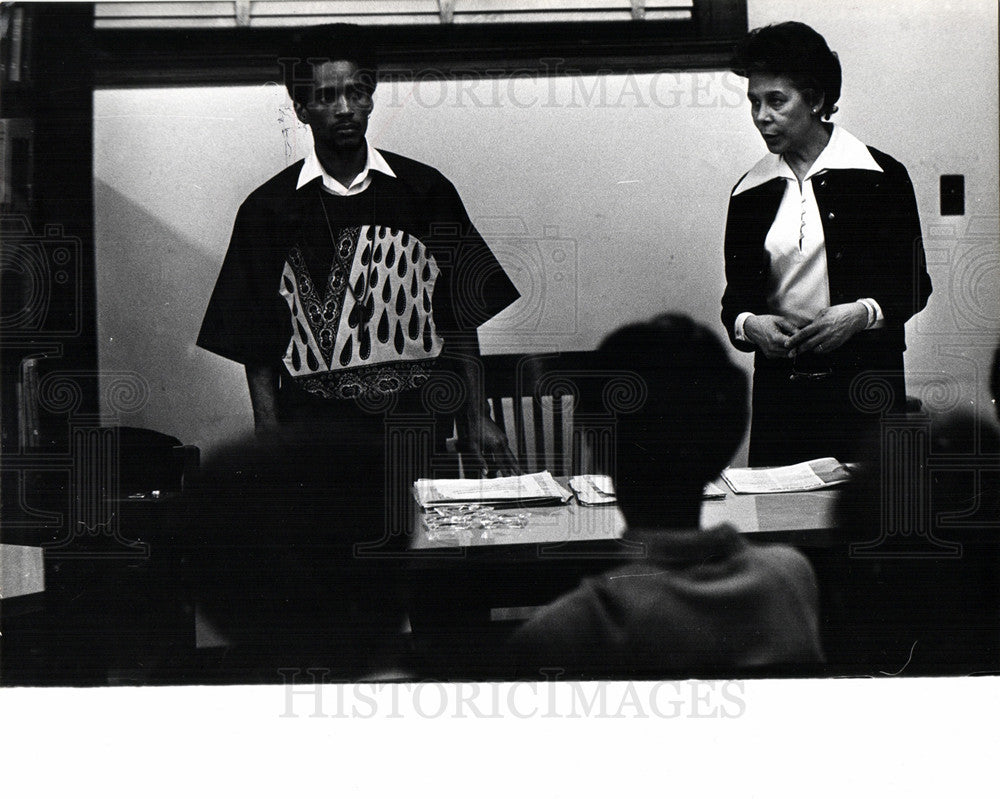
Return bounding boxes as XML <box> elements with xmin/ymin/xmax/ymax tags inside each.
<box><xmin>316</xmin><ymin>185</ymin><xmax>376</xmax><ymax>330</ymax></box>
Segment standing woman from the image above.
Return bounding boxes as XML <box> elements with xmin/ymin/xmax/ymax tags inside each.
<box><xmin>721</xmin><ymin>21</ymin><xmax>932</xmax><ymax>466</ymax></box>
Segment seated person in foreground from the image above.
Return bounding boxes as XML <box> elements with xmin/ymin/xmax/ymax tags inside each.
<box><xmin>509</xmin><ymin>314</ymin><xmax>824</xmax><ymax>678</ymax></box>
<box><xmin>180</xmin><ymin>428</ymin><xmax>409</xmax><ymax>682</ymax></box>
<box><xmin>830</xmin><ymin>409</ymin><xmax>1000</xmax><ymax>675</ymax></box>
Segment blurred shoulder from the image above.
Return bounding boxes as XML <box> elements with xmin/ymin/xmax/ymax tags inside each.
<box><xmin>748</xmin><ymin>541</ymin><xmax>819</xmax><ymax>594</ymax></box>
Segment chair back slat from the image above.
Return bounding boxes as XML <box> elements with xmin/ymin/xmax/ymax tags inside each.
<box><xmin>519</xmin><ymin>395</ymin><xmax>540</xmax><ymax>474</ymax></box>
<box><xmin>539</xmin><ymin>395</ymin><xmax>556</xmax><ymax>474</ymax></box>
<box><xmin>498</xmin><ymin>396</ymin><xmax>519</xmax><ymax>461</ymax></box>
<box><xmin>560</xmin><ymin>394</ymin><xmax>575</xmax><ymax>475</ymax></box>
<box><xmin>448</xmin><ymin>351</ymin><xmax>622</xmax><ymax>478</ymax></box>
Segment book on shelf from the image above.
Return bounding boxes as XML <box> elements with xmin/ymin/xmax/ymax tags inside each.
<box><xmin>18</xmin><ymin>355</ymin><xmax>41</xmax><ymax>449</ymax></box>
<box><xmin>2</xmin><ymin>5</ymin><xmax>34</xmax><ymax>87</ymax></box>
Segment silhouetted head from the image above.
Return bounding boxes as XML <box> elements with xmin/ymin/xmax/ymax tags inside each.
<box><xmin>182</xmin><ymin>428</ymin><xmax>404</xmax><ymax>677</ymax></box>
<box><xmin>597</xmin><ymin>313</ymin><xmax>748</xmax><ymax>523</ymax></box>
<box><xmin>835</xmin><ymin>408</ymin><xmax>1000</xmax><ymax>535</ymax></box>
<box><xmin>831</xmin><ymin>408</ymin><xmax>1000</xmax><ymax>672</ymax></box>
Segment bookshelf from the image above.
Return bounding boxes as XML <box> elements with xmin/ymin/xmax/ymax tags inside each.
<box><xmin>1</xmin><ymin>3</ymin><xmax>98</xmax><ymax>498</ymax></box>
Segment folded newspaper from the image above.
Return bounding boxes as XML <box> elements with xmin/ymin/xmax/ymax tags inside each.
<box><xmin>568</xmin><ymin>475</ymin><xmax>727</xmax><ymax>505</ymax></box>
<box><xmin>721</xmin><ymin>457</ymin><xmax>852</xmax><ymax>494</ymax></box>
<box><xmin>413</xmin><ymin>471</ymin><xmax>573</xmax><ymax>509</ymax></box>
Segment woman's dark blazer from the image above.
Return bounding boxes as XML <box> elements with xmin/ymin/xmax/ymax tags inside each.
<box><xmin>721</xmin><ymin>146</ymin><xmax>933</xmax><ymax>387</ymax></box>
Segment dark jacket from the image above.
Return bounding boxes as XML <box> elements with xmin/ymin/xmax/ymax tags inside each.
<box><xmin>721</xmin><ymin>146</ymin><xmax>932</xmax><ymax>374</ymax></box>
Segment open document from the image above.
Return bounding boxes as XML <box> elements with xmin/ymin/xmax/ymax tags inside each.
<box><xmin>721</xmin><ymin>457</ymin><xmax>852</xmax><ymax>494</ymax></box>
<box><xmin>568</xmin><ymin>474</ymin><xmax>617</xmax><ymax>505</ymax></box>
<box><xmin>568</xmin><ymin>475</ymin><xmax>727</xmax><ymax>505</ymax></box>
<box><xmin>414</xmin><ymin>471</ymin><xmax>573</xmax><ymax>509</ymax></box>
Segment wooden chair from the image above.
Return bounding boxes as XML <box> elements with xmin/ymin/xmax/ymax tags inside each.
<box><xmin>481</xmin><ymin>352</ymin><xmax>578</xmax><ymax>477</ymax></box>
<box><xmin>450</xmin><ymin>351</ymin><xmax>625</xmax><ymax>478</ymax></box>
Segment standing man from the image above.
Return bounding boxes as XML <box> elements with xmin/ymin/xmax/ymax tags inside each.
<box><xmin>197</xmin><ymin>25</ymin><xmax>520</xmax><ymax>480</ymax></box>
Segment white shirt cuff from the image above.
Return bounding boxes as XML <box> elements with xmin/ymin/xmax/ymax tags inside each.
<box><xmin>734</xmin><ymin>312</ymin><xmax>754</xmax><ymax>342</ymax></box>
<box><xmin>857</xmin><ymin>298</ymin><xmax>884</xmax><ymax>329</ymax></box>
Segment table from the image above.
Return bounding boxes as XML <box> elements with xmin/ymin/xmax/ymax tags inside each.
<box><xmin>410</xmin><ymin>484</ymin><xmax>843</xmax><ymax>554</ymax></box>
<box><xmin>0</xmin><ymin>544</ymin><xmax>45</xmax><ymax>615</ymax></box>
<box><xmin>1</xmin><ymin>495</ymin><xmax>194</xmax><ymax>686</ymax></box>
<box><xmin>406</xmin><ymin>484</ymin><xmax>847</xmax><ymax>677</ymax></box>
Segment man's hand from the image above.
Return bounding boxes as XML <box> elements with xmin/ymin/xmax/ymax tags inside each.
<box><xmin>786</xmin><ymin>302</ymin><xmax>868</xmax><ymax>357</ymax></box>
<box><xmin>744</xmin><ymin>314</ymin><xmax>800</xmax><ymax>359</ymax></box>
<box><xmin>441</xmin><ymin>331</ymin><xmax>521</xmax><ymax>477</ymax></box>
<box><xmin>456</xmin><ymin>410</ymin><xmax>521</xmax><ymax>478</ymax></box>
<box><xmin>245</xmin><ymin>364</ymin><xmax>281</xmax><ymax>432</ymax></box>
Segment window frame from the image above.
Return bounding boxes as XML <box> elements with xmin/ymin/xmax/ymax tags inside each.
<box><xmin>94</xmin><ymin>0</ymin><xmax>747</xmax><ymax>87</ymax></box>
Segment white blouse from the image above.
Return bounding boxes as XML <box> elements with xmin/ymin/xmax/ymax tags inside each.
<box><xmin>732</xmin><ymin>125</ymin><xmax>885</xmax><ymax>342</ymax></box>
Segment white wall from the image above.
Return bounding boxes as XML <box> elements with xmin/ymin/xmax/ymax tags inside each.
<box><xmin>94</xmin><ymin>0</ymin><xmax>999</xmax><ymax>458</ymax></box>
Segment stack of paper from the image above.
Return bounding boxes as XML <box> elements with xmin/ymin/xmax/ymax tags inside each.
<box><xmin>721</xmin><ymin>458</ymin><xmax>852</xmax><ymax>494</ymax></box>
<box><xmin>413</xmin><ymin>471</ymin><xmax>573</xmax><ymax>509</ymax></box>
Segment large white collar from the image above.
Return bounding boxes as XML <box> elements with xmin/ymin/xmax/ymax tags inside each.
<box><xmin>733</xmin><ymin>125</ymin><xmax>883</xmax><ymax>196</ymax></box>
<box><xmin>296</xmin><ymin>140</ymin><xmax>397</xmax><ymax>193</ymax></box>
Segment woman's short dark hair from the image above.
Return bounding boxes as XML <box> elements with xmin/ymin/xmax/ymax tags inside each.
<box><xmin>280</xmin><ymin>24</ymin><xmax>380</xmax><ymax>105</ymax></box>
<box><xmin>731</xmin><ymin>21</ymin><xmax>842</xmax><ymax>119</ymax></box>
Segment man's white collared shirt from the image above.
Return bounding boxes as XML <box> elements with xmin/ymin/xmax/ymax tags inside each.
<box><xmin>296</xmin><ymin>141</ymin><xmax>397</xmax><ymax>196</ymax></box>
